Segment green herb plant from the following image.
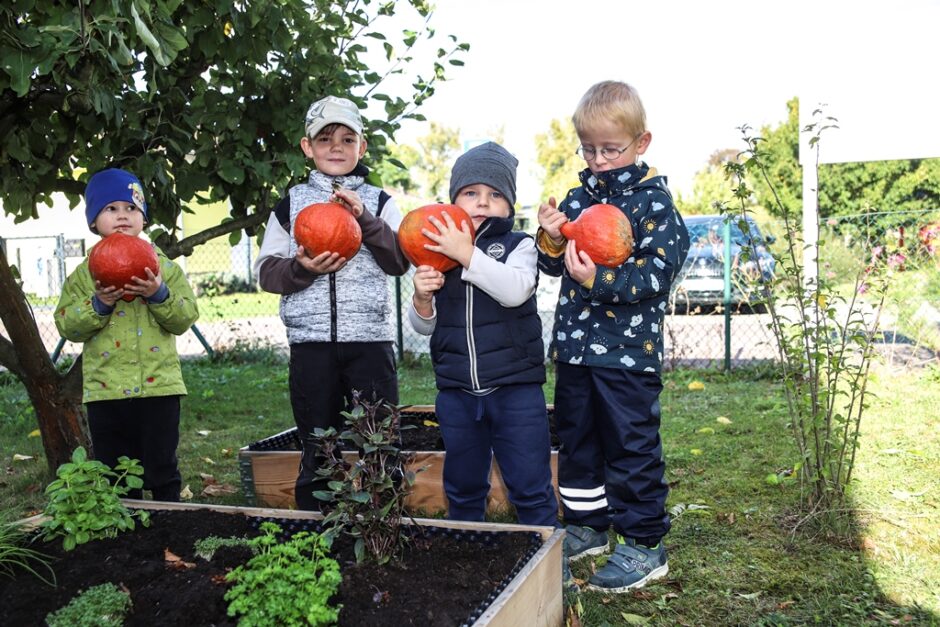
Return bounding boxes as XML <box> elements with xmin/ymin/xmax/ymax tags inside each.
<box><xmin>224</xmin><ymin>521</ymin><xmax>341</xmax><ymax>627</ymax></box>
<box><xmin>0</xmin><ymin>521</ymin><xmax>55</xmax><ymax>586</ymax></box>
<box><xmin>719</xmin><ymin>111</ymin><xmax>891</xmax><ymax>530</ymax></box>
<box><xmin>45</xmin><ymin>582</ymin><xmax>132</xmax><ymax>627</ymax></box>
<box><xmin>193</xmin><ymin>535</ymin><xmax>255</xmax><ymax>561</ymax></box>
<box><xmin>41</xmin><ymin>447</ymin><xmax>150</xmax><ymax>550</ymax></box>
<box><xmin>313</xmin><ymin>392</ymin><xmax>418</xmax><ymax>564</ymax></box>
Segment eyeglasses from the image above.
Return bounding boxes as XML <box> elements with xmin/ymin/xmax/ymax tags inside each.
<box><xmin>575</xmin><ymin>134</ymin><xmax>641</xmax><ymax>161</ymax></box>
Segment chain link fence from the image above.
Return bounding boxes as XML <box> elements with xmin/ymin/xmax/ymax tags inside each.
<box><xmin>6</xmin><ymin>209</ymin><xmax>939</xmax><ymax>371</ymax></box>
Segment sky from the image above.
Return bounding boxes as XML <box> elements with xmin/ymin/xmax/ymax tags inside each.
<box><xmin>388</xmin><ymin>0</ymin><xmax>940</xmax><ymax>205</ymax></box>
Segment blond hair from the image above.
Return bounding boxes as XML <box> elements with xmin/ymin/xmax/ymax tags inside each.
<box><xmin>572</xmin><ymin>81</ymin><xmax>647</xmax><ymax>137</ymax></box>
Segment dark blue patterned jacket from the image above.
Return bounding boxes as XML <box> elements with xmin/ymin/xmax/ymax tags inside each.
<box><xmin>537</xmin><ymin>163</ymin><xmax>689</xmax><ymax>374</ymax></box>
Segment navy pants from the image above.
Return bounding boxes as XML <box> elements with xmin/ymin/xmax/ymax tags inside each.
<box><xmin>86</xmin><ymin>395</ymin><xmax>181</xmax><ymax>502</ymax></box>
<box><xmin>289</xmin><ymin>341</ymin><xmax>399</xmax><ymax>511</ymax></box>
<box><xmin>555</xmin><ymin>363</ymin><xmax>670</xmax><ymax>545</ymax></box>
<box><xmin>436</xmin><ymin>384</ymin><xmax>558</xmax><ymax>526</ymax></box>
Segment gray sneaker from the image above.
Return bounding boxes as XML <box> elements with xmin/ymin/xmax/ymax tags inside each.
<box><xmin>563</xmin><ymin>525</ymin><xmax>610</xmax><ymax>561</ymax></box>
<box><xmin>587</xmin><ymin>537</ymin><xmax>668</xmax><ymax>593</ymax></box>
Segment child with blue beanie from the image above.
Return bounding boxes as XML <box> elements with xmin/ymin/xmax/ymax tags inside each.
<box><xmin>55</xmin><ymin>168</ymin><xmax>199</xmax><ymax>501</ymax></box>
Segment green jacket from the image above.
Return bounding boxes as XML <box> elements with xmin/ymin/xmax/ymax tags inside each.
<box><xmin>55</xmin><ymin>246</ymin><xmax>199</xmax><ymax>403</ymax></box>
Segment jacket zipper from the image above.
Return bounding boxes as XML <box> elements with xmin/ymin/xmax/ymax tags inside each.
<box><xmin>329</xmin><ymin>273</ymin><xmax>337</xmax><ymax>342</ymax></box>
<box><xmin>465</xmin><ymin>222</ymin><xmax>491</xmax><ymax>390</ymax></box>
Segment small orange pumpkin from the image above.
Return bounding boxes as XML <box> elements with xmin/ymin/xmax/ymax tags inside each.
<box><xmin>560</xmin><ymin>203</ymin><xmax>634</xmax><ymax>267</ymax></box>
<box><xmin>294</xmin><ymin>202</ymin><xmax>362</xmax><ymax>260</ymax></box>
<box><xmin>398</xmin><ymin>204</ymin><xmax>476</xmax><ymax>272</ymax></box>
<box><xmin>88</xmin><ymin>232</ymin><xmax>160</xmax><ymax>301</ymax></box>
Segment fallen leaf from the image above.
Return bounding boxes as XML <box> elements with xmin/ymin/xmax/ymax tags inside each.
<box><xmin>12</xmin><ymin>454</ymin><xmax>34</xmax><ymax>462</ymax></box>
<box><xmin>197</xmin><ymin>430</ymin><xmax>211</xmax><ymax>437</ymax></box>
<box><xmin>737</xmin><ymin>591</ymin><xmax>762</xmax><ymax>600</ymax></box>
<box><xmin>690</xmin><ymin>449</ymin><xmax>703</xmax><ymax>456</ymax></box>
<box><xmin>202</xmin><ymin>457</ymin><xmax>216</xmax><ymax>465</ymax></box>
<box><xmin>696</xmin><ymin>427</ymin><xmax>715</xmax><ymax>435</ymax></box>
<box><xmin>164</xmin><ymin>549</ymin><xmax>196</xmax><ymax>570</ymax></box>
<box><xmin>632</xmin><ymin>589</ymin><xmax>656</xmax><ymax>601</ymax></box>
<box><xmin>201</xmin><ymin>483</ymin><xmax>237</xmax><ymax>497</ymax></box>
<box><xmin>687</xmin><ymin>380</ymin><xmax>705</xmax><ymax>391</ymax></box>
<box><xmin>716</xmin><ymin>416</ymin><xmax>733</xmax><ymax>425</ymax></box>
<box><xmin>220</xmin><ymin>448</ymin><xmax>232</xmax><ymax>457</ymax></box>
<box><xmin>28</xmin><ymin>429</ymin><xmax>41</xmax><ymax>438</ymax></box>
<box><xmin>621</xmin><ymin>613</ymin><xmax>650</xmax><ymax>625</ymax></box>
<box><xmin>717</xmin><ymin>512</ymin><xmax>736</xmax><ymax>525</ymax></box>
<box><xmin>180</xmin><ymin>485</ymin><xmax>193</xmax><ymax>500</ymax></box>
<box><xmin>880</xmin><ymin>448</ymin><xmax>901</xmax><ymax>455</ymax></box>
<box><xmin>200</xmin><ymin>472</ymin><xmax>217</xmax><ymax>484</ymax></box>
<box><xmin>210</xmin><ymin>574</ymin><xmax>228</xmax><ymax>585</ymax></box>
<box><xmin>423</xmin><ymin>419</ymin><xmax>439</xmax><ymax>427</ymax></box>
<box><xmin>565</xmin><ymin>605</ymin><xmax>583</xmax><ymax>627</ymax></box>
<box><xmin>777</xmin><ymin>600</ymin><xmax>795</xmax><ymax>610</ymax></box>
<box><xmin>890</xmin><ymin>489</ymin><xmax>926</xmax><ymax>501</ymax></box>
<box><xmin>861</xmin><ymin>538</ymin><xmax>878</xmax><ymax>552</ymax></box>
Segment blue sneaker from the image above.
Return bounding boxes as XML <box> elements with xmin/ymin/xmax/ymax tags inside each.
<box><xmin>587</xmin><ymin>537</ymin><xmax>668</xmax><ymax>593</ymax></box>
<box><xmin>563</xmin><ymin>525</ymin><xmax>609</xmax><ymax>561</ymax></box>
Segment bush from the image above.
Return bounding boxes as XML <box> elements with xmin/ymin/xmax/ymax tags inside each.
<box><xmin>193</xmin><ymin>272</ymin><xmax>257</xmax><ymax>297</ymax></box>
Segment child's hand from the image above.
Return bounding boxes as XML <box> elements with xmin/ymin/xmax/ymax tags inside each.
<box><xmin>296</xmin><ymin>246</ymin><xmax>348</xmax><ymax>274</ymax></box>
<box><xmin>124</xmin><ymin>267</ymin><xmax>163</xmax><ymax>300</ymax></box>
<box><xmin>412</xmin><ymin>265</ymin><xmax>444</xmax><ymax>316</ymax></box>
<box><xmin>423</xmin><ymin>211</ymin><xmax>475</xmax><ymax>269</ymax></box>
<box><xmin>94</xmin><ymin>281</ymin><xmax>124</xmax><ymax>306</ymax></box>
<box><xmin>331</xmin><ymin>188</ymin><xmax>364</xmax><ymax>218</ymax></box>
<box><xmin>537</xmin><ymin>197</ymin><xmax>567</xmax><ymax>244</ymax></box>
<box><xmin>564</xmin><ymin>239</ymin><xmax>596</xmax><ymax>285</ymax></box>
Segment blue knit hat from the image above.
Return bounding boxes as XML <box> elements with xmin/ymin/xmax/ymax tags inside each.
<box><xmin>84</xmin><ymin>169</ymin><xmax>148</xmax><ymax>233</ymax></box>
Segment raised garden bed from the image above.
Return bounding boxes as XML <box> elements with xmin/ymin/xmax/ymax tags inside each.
<box><xmin>2</xmin><ymin>501</ymin><xmax>563</xmax><ymax>626</ymax></box>
<box><xmin>240</xmin><ymin>405</ymin><xmax>561</xmax><ymax>514</ymax></box>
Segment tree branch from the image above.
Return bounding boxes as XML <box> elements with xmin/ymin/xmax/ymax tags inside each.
<box><xmin>0</xmin><ymin>334</ymin><xmax>27</xmax><ymax>381</ymax></box>
<box><xmin>154</xmin><ymin>207</ymin><xmax>272</xmax><ymax>259</ymax></box>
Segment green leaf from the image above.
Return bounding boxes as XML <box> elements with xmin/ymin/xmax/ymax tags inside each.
<box><xmin>1</xmin><ymin>48</ymin><xmax>33</xmax><ymax>96</ymax></box>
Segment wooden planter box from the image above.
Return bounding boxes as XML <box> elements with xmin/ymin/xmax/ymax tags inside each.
<box><xmin>16</xmin><ymin>500</ymin><xmax>564</xmax><ymax>627</ymax></box>
<box><xmin>239</xmin><ymin>405</ymin><xmax>561</xmax><ymax>514</ymax></box>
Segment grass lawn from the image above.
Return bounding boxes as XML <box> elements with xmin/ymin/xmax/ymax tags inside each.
<box><xmin>1</xmin><ymin>355</ymin><xmax>937</xmax><ymax>625</ymax></box>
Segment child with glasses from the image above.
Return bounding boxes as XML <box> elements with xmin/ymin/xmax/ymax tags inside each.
<box><xmin>537</xmin><ymin>80</ymin><xmax>690</xmax><ymax>592</ymax></box>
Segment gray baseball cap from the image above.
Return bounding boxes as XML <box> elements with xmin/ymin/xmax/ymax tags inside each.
<box><xmin>305</xmin><ymin>96</ymin><xmax>363</xmax><ymax>138</ymax></box>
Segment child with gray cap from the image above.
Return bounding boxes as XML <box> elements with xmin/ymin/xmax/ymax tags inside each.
<box><xmin>255</xmin><ymin>95</ymin><xmax>410</xmax><ymax>510</ymax></box>
<box><xmin>55</xmin><ymin>168</ymin><xmax>199</xmax><ymax>501</ymax></box>
<box><xmin>408</xmin><ymin>141</ymin><xmax>557</xmax><ymax>526</ymax></box>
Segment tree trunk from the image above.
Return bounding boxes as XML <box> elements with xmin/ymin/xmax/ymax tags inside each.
<box><xmin>0</xmin><ymin>243</ymin><xmax>89</xmax><ymax>472</ymax></box>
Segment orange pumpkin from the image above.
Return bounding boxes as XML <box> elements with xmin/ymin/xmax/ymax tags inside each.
<box><xmin>398</xmin><ymin>204</ymin><xmax>476</xmax><ymax>272</ymax></box>
<box><xmin>88</xmin><ymin>232</ymin><xmax>160</xmax><ymax>301</ymax></box>
<box><xmin>560</xmin><ymin>203</ymin><xmax>634</xmax><ymax>267</ymax></box>
<box><xmin>294</xmin><ymin>202</ymin><xmax>362</xmax><ymax>260</ymax></box>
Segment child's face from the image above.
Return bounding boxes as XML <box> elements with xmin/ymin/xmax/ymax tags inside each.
<box><xmin>577</xmin><ymin>118</ymin><xmax>651</xmax><ymax>174</ymax></box>
<box><xmin>301</xmin><ymin>124</ymin><xmax>367</xmax><ymax>177</ymax></box>
<box><xmin>93</xmin><ymin>201</ymin><xmax>146</xmax><ymax>237</ymax></box>
<box><xmin>453</xmin><ymin>184</ymin><xmax>511</xmax><ymax>229</ymax></box>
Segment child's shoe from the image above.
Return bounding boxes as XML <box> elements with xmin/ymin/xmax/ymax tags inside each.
<box><xmin>587</xmin><ymin>537</ymin><xmax>668</xmax><ymax>593</ymax></box>
<box><xmin>563</xmin><ymin>525</ymin><xmax>609</xmax><ymax>561</ymax></box>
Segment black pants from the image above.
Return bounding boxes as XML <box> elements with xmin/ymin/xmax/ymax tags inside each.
<box><xmin>86</xmin><ymin>396</ymin><xmax>182</xmax><ymax>502</ymax></box>
<box><xmin>289</xmin><ymin>341</ymin><xmax>399</xmax><ymax>510</ymax></box>
<box><xmin>555</xmin><ymin>364</ymin><xmax>670</xmax><ymax>545</ymax></box>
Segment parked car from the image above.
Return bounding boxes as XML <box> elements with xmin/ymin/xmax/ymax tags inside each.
<box><xmin>670</xmin><ymin>215</ymin><xmax>776</xmax><ymax>311</ymax></box>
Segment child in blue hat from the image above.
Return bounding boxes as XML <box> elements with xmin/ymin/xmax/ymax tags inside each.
<box><xmin>55</xmin><ymin>168</ymin><xmax>199</xmax><ymax>501</ymax></box>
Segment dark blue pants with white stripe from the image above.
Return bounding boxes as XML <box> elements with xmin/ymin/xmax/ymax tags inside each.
<box><xmin>436</xmin><ymin>384</ymin><xmax>558</xmax><ymax>526</ymax></box>
<box><xmin>555</xmin><ymin>363</ymin><xmax>670</xmax><ymax>545</ymax></box>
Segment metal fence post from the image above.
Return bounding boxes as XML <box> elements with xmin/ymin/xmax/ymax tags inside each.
<box><xmin>723</xmin><ymin>219</ymin><xmax>732</xmax><ymax>371</ymax></box>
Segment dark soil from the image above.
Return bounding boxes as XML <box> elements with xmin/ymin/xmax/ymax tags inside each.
<box><xmin>1</xmin><ymin>509</ymin><xmax>540</xmax><ymax>626</ymax></box>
